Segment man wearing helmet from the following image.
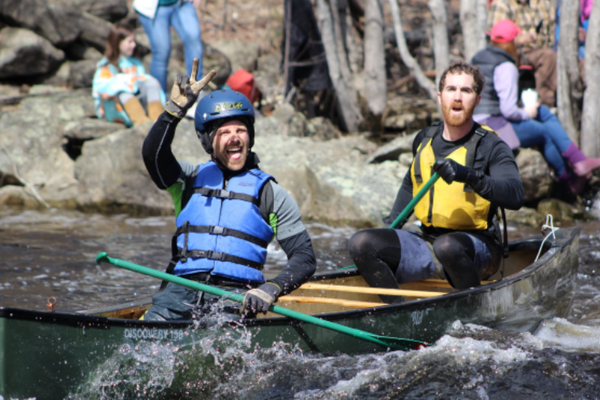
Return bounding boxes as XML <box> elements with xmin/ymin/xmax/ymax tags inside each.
<box><xmin>141</xmin><ymin>60</ymin><xmax>317</xmax><ymax>321</ymax></box>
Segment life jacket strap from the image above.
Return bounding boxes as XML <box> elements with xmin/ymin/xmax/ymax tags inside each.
<box><xmin>177</xmin><ymin>249</ymin><xmax>264</xmax><ymax>270</ymax></box>
<box><xmin>175</xmin><ymin>223</ymin><xmax>270</xmax><ymax>248</ymax></box>
<box><xmin>461</xmin><ymin>125</ymin><xmax>487</xmax><ymax>193</ymax></box>
<box><xmin>413</xmin><ymin>123</ymin><xmax>440</xmax><ymax>184</ymax></box>
<box><xmin>193</xmin><ymin>187</ymin><xmax>260</xmax><ymax>206</ymax></box>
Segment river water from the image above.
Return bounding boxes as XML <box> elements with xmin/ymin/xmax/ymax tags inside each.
<box><xmin>1</xmin><ymin>207</ymin><xmax>600</xmax><ymax>399</ymax></box>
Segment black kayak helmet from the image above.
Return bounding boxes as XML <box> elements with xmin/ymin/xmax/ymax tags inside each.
<box><xmin>194</xmin><ymin>89</ymin><xmax>255</xmax><ymax>154</ymax></box>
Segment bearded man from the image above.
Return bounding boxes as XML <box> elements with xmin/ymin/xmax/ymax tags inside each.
<box><xmin>348</xmin><ymin>62</ymin><xmax>524</xmax><ymax>301</ymax></box>
<box><xmin>140</xmin><ymin>60</ymin><xmax>316</xmax><ymax>321</ymax></box>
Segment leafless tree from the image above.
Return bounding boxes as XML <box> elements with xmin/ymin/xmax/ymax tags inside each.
<box><xmin>556</xmin><ymin>0</ymin><xmax>583</xmax><ymax>143</ymax></box>
<box><xmin>429</xmin><ymin>0</ymin><xmax>450</xmax><ymax>88</ymax></box>
<box><xmin>363</xmin><ymin>0</ymin><xmax>387</xmax><ymax>115</ymax></box>
<box><xmin>316</xmin><ymin>0</ymin><xmax>363</xmax><ymax>132</ymax></box>
<box><xmin>580</xmin><ymin>0</ymin><xmax>600</xmax><ymax>156</ymax></box>
<box><xmin>460</xmin><ymin>0</ymin><xmax>488</xmax><ymax>62</ymax></box>
<box><xmin>387</xmin><ymin>0</ymin><xmax>437</xmax><ymax>100</ymax></box>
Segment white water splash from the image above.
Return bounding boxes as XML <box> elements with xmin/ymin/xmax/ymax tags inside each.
<box><xmin>534</xmin><ymin>317</ymin><xmax>600</xmax><ymax>353</ymax></box>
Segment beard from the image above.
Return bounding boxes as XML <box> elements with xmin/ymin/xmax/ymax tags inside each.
<box><xmin>442</xmin><ymin>100</ymin><xmax>476</xmax><ymax>127</ymax></box>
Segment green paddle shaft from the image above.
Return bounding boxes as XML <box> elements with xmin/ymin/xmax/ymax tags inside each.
<box><xmin>388</xmin><ymin>172</ymin><xmax>440</xmax><ymax>229</ymax></box>
<box><xmin>96</xmin><ymin>252</ymin><xmax>428</xmax><ymax>350</ymax></box>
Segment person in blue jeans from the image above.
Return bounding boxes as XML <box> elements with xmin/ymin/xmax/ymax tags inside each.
<box><xmin>472</xmin><ymin>19</ymin><xmax>600</xmax><ymax>194</ymax></box>
<box><xmin>134</xmin><ymin>0</ymin><xmax>203</xmax><ymax>92</ymax></box>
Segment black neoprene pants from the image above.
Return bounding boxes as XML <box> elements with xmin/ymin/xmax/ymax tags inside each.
<box><xmin>348</xmin><ymin>228</ymin><xmax>502</xmax><ymax>295</ymax></box>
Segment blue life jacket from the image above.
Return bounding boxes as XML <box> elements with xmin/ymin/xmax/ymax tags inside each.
<box><xmin>173</xmin><ymin>161</ymin><xmax>274</xmax><ymax>284</ymax></box>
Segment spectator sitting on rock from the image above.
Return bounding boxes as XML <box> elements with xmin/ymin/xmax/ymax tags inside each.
<box><xmin>472</xmin><ymin>19</ymin><xmax>600</xmax><ymax>194</ymax></box>
<box><xmin>487</xmin><ymin>0</ymin><xmax>557</xmax><ymax>107</ymax></box>
<box><xmin>92</xmin><ymin>21</ymin><xmax>166</xmax><ymax>127</ymax></box>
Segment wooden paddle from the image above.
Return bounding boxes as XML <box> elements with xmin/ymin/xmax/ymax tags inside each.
<box><xmin>297</xmin><ymin>283</ymin><xmax>442</xmax><ymax>298</ymax></box>
<box><xmin>96</xmin><ymin>252</ymin><xmax>430</xmax><ymax>351</ymax></box>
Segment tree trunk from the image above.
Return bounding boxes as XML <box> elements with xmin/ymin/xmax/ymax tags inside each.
<box><xmin>387</xmin><ymin>0</ymin><xmax>437</xmax><ymax>100</ymax></box>
<box><xmin>428</xmin><ymin>0</ymin><xmax>450</xmax><ymax>88</ymax></box>
<box><xmin>460</xmin><ymin>0</ymin><xmax>485</xmax><ymax>63</ymax></box>
<box><xmin>556</xmin><ymin>0</ymin><xmax>582</xmax><ymax>144</ymax></box>
<box><xmin>363</xmin><ymin>0</ymin><xmax>387</xmax><ymax>115</ymax></box>
<box><xmin>581</xmin><ymin>0</ymin><xmax>600</xmax><ymax>156</ymax></box>
<box><xmin>316</xmin><ymin>0</ymin><xmax>363</xmax><ymax>132</ymax></box>
<box><xmin>476</xmin><ymin>0</ymin><xmax>488</xmax><ymax>48</ymax></box>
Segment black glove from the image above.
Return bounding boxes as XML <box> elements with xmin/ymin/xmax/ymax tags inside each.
<box><xmin>242</xmin><ymin>282</ymin><xmax>281</xmax><ymax>315</ymax></box>
<box><xmin>165</xmin><ymin>58</ymin><xmax>216</xmax><ymax>118</ymax></box>
<box><xmin>432</xmin><ymin>159</ymin><xmax>470</xmax><ymax>184</ymax></box>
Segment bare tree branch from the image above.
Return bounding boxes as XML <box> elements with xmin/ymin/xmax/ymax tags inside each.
<box><xmin>387</xmin><ymin>0</ymin><xmax>437</xmax><ymax>99</ymax></box>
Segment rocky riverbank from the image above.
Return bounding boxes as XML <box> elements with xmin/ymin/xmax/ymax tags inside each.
<box><xmin>1</xmin><ymin>0</ymin><xmax>597</xmax><ymax>228</ymax></box>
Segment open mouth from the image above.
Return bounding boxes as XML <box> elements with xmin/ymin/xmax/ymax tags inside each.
<box><xmin>226</xmin><ymin>147</ymin><xmax>243</xmax><ymax>160</ymax></box>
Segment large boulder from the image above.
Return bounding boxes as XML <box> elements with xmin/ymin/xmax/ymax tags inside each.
<box><xmin>0</xmin><ymin>0</ymin><xmax>123</xmax><ymax>50</ymax></box>
<box><xmin>74</xmin><ymin>0</ymin><xmax>128</xmax><ymax>23</ymax></box>
<box><xmin>514</xmin><ymin>148</ymin><xmax>553</xmax><ymax>202</ymax></box>
<box><xmin>0</xmin><ymin>89</ymin><xmax>100</xmax><ymax>208</ymax></box>
<box><xmin>0</xmin><ymin>27</ymin><xmax>65</xmax><ymax>78</ymax></box>
<box><xmin>74</xmin><ymin>119</ymin><xmax>209</xmax><ymax>213</ymax></box>
<box><xmin>0</xmin><ymin>0</ymin><xmax>81</xmax><ymax>48</ymax></box>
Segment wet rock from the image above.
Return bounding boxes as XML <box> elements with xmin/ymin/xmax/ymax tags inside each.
<box><xmin>366</xmin><ymin>131</ymin><xmax>417</xmax><ymax>163</ymax></box>
<box><xmin>515</xmin><ymin>148</ymin><xmax>552</xmax><ymax>203</ymax></box>
<box><xmin>0</xmin><ymin>27</ymin><xmax>65</xmax><ymax>78</ymax></box>
<box><xmin>537</xmin><ymin>198</ymin><xmax>585</xmax><ymax>225</ymax></box>
<box><xmin>505</xmin><ymin>206</ymin><xmax>543</xmax><ymax>227</ymax></box>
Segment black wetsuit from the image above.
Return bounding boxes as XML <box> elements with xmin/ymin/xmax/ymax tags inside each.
<box><xmin>349</xmin><ymin>123</ymin><xmax>524</xmax><ymax>296</ymax></box>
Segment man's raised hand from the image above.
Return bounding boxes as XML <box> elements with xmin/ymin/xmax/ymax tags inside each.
<box><xmin>165</xmin><ymin>58</ymin><xmax>217</xmax><ymax>118</ymax></box>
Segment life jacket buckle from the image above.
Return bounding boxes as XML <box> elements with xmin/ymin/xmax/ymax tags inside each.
<box><xmin>215</xmin><ymin>189</ymin><xmax>231</xmax><ymax>199</ymax></box>
<box><xmin>207</xmin><ymin>251</ymin><xmax>224</xmax><ymax>261</ymax></box>
<box><xmin>209</xmin><ymin>225</ymin><xmax>225</xmax><ymax>235</ymax></box>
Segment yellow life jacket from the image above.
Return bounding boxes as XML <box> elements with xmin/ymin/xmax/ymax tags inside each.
<box><xmin>411</xmin><ymin>124</ymin><xmax>492</xmax><ymax>230</ymax></box>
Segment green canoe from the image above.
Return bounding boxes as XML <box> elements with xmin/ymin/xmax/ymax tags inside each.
<box><xmin>0</xmin><ymin>227</ymin><xmax>579</xmax><ymax>399</ymax></box>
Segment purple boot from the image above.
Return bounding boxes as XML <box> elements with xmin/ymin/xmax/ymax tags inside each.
<box><xmin>557</xmin><ymin>170</ymin><xmax>589</xmax><ymax>194</ymax></box>
<box><xmin>563</xmin><ymin>143</ymin><xmax>600</xmax><ymax>176</ymax></box>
